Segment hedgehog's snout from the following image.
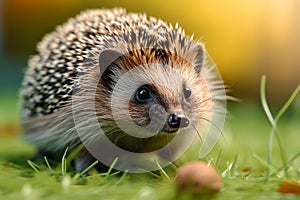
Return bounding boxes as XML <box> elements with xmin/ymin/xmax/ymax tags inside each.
<box><xmin>168</xmin><ymin>113</ymin><xmax>190</xmax><ymax>128</ymax></box>
<box><xmin>165</xmin><ymin>113</ymin><xmax>190</xmax><ymax>133</ymax></box>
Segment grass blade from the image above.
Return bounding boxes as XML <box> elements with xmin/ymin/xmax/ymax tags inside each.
<box><xmin>271</xmin><ymin>151</ymin><xmax>300</xmax><ymax>177</ymax></box>
<box><xmin>79</xmin><ymin>160</ymin><xmax>99</xmax><ymax>176</ymax></box>
<box><xmin>253</xmin><ymin>154</ymin><xmax>277</xmax><ymax>175</ymax></box>
<box><xmin>260</xmin><ymin>75</ymin><xmax>276</xmax><ymax>128</ymax></box>
<box><xmin>27</xmin><ymin>160</ymin><xmax>40</xmax><ymax>173</ymax></box>
<box><xmin>260</xmin><ymin>76</ymin><xmax>275</xmax><ymax>179</ymax></box>
<box><xmin>43</xmin><ymin>156</ymin><xmax>53</xmax><ymax>173</ymax></box>
<box><xmin>155</xmin><ymin>160</ymin><xmax>170</xmax><ymax>181</ymax></box>
<box><xmin>260</xmin><ymin>76</ymin><xmax>293</xmax><ymax>180</ymax></box>
<box><xmin>272</xmin><ymin>84</ymin><xmax>300</xmax><ymax>177</ymax></box>
<box><xmin>275</xmin><ymin>85</ymin><xmax>300</xmax><ymax>123</ymax></box>
<box><xmin>105</xmin><ymin>157</ymin><xmax>119</xmax><ymax>179</ymax></box>
<box><xmin>229</xmin><ymin>155</ymin><xmax>238</xmax><ymax>176</ymax></box>
<box><xmin>61</xmin><ymin>147</ymin><xmax>69</xmax><ymax>176</ymax></box>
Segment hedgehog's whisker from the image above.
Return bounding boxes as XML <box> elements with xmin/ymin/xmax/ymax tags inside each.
<box><xmin>191</xmin><ymin>124</ymin><xmax>203</xmax><ymax>144</ymax></box>
<box><xmin>197</xmin><ymin>109</ymin><xmax>226</xmax><ymax>115</ymax></box>
<box><xmin>198</xmin><ymin>117</ymin><xmax>225</xmax><ymax>142</ymax></box>
<box><xmin>197</xmin><ymin>97</ymin><xmax>212</xmax><ymax>105</ymax></box>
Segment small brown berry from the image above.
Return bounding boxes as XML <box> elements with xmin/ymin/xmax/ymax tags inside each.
<box><xmin>175</xmin><ymin>161</ymin><xmax>223</xmax><ymax>195</ymax></box>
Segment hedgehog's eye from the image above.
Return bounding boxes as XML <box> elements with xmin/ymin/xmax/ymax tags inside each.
<box><xmin>183</xmin><ymin>87</ymin><xmax>192</xmax><ymax>100</ymax></box>
<box><xmin>135</xmin><ymin>85</ymin><xmax>153</xmax><ymax>103</ymax></box>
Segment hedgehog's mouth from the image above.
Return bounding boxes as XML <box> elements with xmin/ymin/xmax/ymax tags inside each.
<box><xmin>160</xmin><ymin>125</ymin><xmax>181</xmax><ymax>134</ymax></box>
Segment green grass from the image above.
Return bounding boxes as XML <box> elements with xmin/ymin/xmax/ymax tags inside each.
<box><xmin>0</xmin><ymin>81</ymin><xmax>300</xmax><ymax>200</ymax></box>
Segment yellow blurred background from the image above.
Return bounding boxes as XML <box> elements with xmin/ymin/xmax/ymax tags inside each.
<box><xmin>1</xmin><ymin>0</ymin><xmax>300</xmax><ymax>105</ymax></box>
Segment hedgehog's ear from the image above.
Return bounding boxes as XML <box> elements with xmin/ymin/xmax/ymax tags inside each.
<box><xmin>98</xmin><ymin>49</ymin><xmax>123</xmax><ymax>90</ymax></box>
<box><xmin>193</xmin><ymin>43</ymin><xmax>205</xmax><ymax>73</ymax></box>
<box><xmin>98</xmin><ymin>49</ymin><xmax>123</xmax><ymax>73</ymax></box>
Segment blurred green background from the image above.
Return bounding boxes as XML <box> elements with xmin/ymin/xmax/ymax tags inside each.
<box><xmin>0</xmin><ymin>0</ymin><xmax>299</xmax><ymax>136</ymax></box>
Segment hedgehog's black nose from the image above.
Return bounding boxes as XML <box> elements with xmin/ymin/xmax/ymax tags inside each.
<box><xmin>167</xmin><ymin>113</ymin><xmax>190</xmax><ymax>129</ymax></box>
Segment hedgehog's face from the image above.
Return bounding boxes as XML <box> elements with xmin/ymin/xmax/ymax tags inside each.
<box><xmin>100</xmin><ymin>58</ymin><xmax>210</xmax><ymax>140</ymax></box>
<box><xmin>133</xmin><ymin>65</ymin><xmax>210</xmax><ymax>136</ymax></box>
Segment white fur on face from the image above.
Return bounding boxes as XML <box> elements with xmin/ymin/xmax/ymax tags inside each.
<box><xmin>108</xmin><ymin>61</ymin><xmax>208</xmax><ymax>138</ymax></box>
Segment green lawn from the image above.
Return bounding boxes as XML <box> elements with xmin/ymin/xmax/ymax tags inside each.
<box><xmin>0</xmin><ymin>90</ymin><xmax>300</xmax><ymax>200</ymax></box>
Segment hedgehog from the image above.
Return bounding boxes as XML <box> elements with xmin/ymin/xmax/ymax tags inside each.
<box><xmin>20</xmin><ymin>8</ymin><xmax>226</xmax><ymax>172</ymax></box>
